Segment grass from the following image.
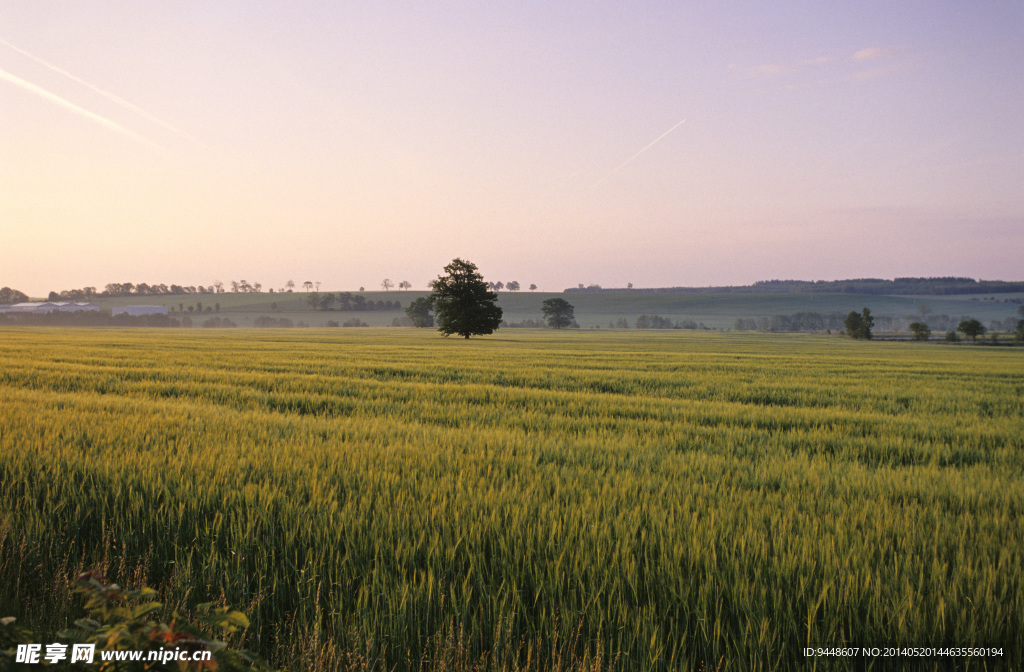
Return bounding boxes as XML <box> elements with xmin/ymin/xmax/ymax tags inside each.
<box><xmin>1</xmin><ymin>328</ymin><xmax>1021</xmax><ymax>670</ymax></box>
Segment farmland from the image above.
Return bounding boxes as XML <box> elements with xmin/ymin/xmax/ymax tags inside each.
<box><xmin>75</xmin><ymin>288</ymin><xmax>1024</xmax><ymax>330</ymax></box>
<box><xmin>1</xmin><ymin>328</ymin><xmax>1022</xmax><ymax>670</ymax></box>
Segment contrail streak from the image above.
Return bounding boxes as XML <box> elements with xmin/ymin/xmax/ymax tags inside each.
<box><xmin>1</xmin><ymin>38</ymin><xmax>197</xmax><ymax>143</ymax></box>
<box><xmin>593</xmin><ymin>118</ymin><xmax>686</xmax><ymax>187</ymax></box>
<box><xmin>0</xmin><ymin>67</ymin><xmax>159</xmax><ymax>148</ymax></box>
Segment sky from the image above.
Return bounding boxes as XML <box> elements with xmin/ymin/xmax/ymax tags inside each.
<box><xmin>2</xmin><ymin>1</ymin><xmax>1022</xmax><ymax>296</ymax></box>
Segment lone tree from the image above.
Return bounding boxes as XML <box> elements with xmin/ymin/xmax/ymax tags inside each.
<box><xmin>430</xmin><ymin>258</ymin><xmax>503</xmax><ymax>338</ymax></box>
<box><xmin>405</xmin><ymin>296</ymin><xmax>434</xmax><ymax>327</ymax></box>
<box><xmin>541</xmin><ymin>297</ymin><xmax>575</xmax><ymax>329</ymax></box>
<box><xmin>844</xmin><ymin>307</ymin><xmax>874</xmax><ymax>339</ymax></box>
<box><xmin>908</xmin><ymin>321</ymin><xmax>931</xmax><ymax>341</ymax></box>
<box><xmin>957</xmin><ymin>318</ymin><xmax>986</xmax><ymax>342</ymax></box>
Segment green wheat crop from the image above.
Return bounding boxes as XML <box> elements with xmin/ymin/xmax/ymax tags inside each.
<box><xmin>1</xmin><ymin>328</ymin><xmax>1021</xmax><ymax>670</ymax></box>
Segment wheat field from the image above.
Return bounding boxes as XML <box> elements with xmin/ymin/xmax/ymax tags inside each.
<box><xmin>1</xmin><ymin>328</ymin><xmax>1021</xmax><ymax>670</ymax></box>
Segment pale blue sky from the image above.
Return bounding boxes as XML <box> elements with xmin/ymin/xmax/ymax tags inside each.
<box><xmin>2</xmin><ymin>1</ymin><xmax>1022</xmax><ymax>295</ymax></box>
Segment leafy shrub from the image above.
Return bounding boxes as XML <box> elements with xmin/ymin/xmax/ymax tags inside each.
<box><xmin>1</xmin><ymin>572</ymin><xmax>272</xmax><ymax>671</ymax></box>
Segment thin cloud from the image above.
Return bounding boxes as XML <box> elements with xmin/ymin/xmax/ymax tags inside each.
<box><xmin>0</xmin><ymin>67</ymin><xmax>159</xmax><ymax>148</ymax></box>
<box><xmin>740</xmin><ymin>56</ymin><xmax>832</xmax><ymax>79</ymax></box>
<box><xmin>853</xmin><ymin>47</ymin><xmax>898</xmax><ymax>62</ymax></box>
<box><xmin>1</xmin><ymin>38</ymin><xmax>198</xmax><ymax>143</ymax></box>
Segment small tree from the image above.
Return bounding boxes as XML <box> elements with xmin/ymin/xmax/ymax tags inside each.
<box><xmin>529</xmin><ymin>284</ymin><xmax>537</xmax><ymax>291</ymax></box>
<box><xmin>506</xmin><ymin>280</ymin><xmax>520</xmax><ymax>292</ymax></box>
<box><xmin>845</xmin><ymin>307</ymin><xmax>874</xmax><ymax>339</ymax></box>
<box><xmin>909</xmin><ymin>322</ymin><xmax>931</xmax><ymax>341</ymax></box>
<box><xmin>1015</xmin><ymin>319</ymin><xmax>1024</xmax><ymax>343</ymax></box>
<box><xmin>405</xmin><ymin>296</ymin><xmax>434</xmax><ymax>327</ymax></box>
<box><xmin>381</xmin><ymin>278</ymin><xmax>394</xmax><ymax>292</ymax></box>
<box><xmin>430</xmin><ymin>258</ymin><xmax>503</xmax><ymax>339</ymax></box>
<box><xmin>398</xmin><ymin>280</ymin><xmax>412</xmax><ymax>291</ymax></box>
<box><xmin>542</xmin><ymin>298</ymin><xmax>575</xmax><ymax>329</ymax></box>
<box><xmin>957</xmin><ymin>318</ymin><xmax>986</xmax><ymax>342</ymax></box>
<box><xmin>303</xmin><ymin>281</ymin><xmax>313</xmax><ymax>292</ymax></box>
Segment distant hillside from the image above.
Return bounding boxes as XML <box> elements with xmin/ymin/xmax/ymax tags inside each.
<box><xmin>567</xmin><ymin>277</ymin><xmax>1024</xmax><ymax>296</ymax></box>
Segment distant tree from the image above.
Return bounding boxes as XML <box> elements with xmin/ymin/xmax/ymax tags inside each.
<box><xmin>307</xmin><ymin>292</ymin><xmax>320</xmax><ymax>310</ymax></box>
<box><xmin>909</xmin><ymin>322</ymin><xmax>931</xmax><ymax>341</ymax></box>
<box><xmin>957</xmin><ymin>318</ymin><xmax>986</xmax><ymax>342</ymax></box>
<box><xmin>303</xmin><ymin>281</ymin><xmax>313</xmax><ymax>292</ymax></box>
<box><xmin>405</xmin><ymin>296</ymin><xmax>434</xmax><ymax>327</ymax></box>
<box><xmin>196</xmin><ymin>301</ymin><xmax>203</xmax><ymax>313</ymax></box>
<box><xmin>359</xmin><ymin>286</ymin><xmax>365</xmax><ymax>292</ymax></box>
<box><xmin>529</xmin><ymin>283</ymin><xmax>537</xmax><ymax>291</ymax></box>
<box><xmin>315</xmin><ymin>281</ymin><xmax>321</xmax><ymax>291</ymax></box>
<box><xmin>381</xmin><ymin>278</ymin><xmax>394</xmax><ymax>292</ymax></box>
<box><xmin>319</xmin><ymin>293</ymin><xmax>336</xmax><ymax>311</ymax></box>
<box><xmin>1015</xmin><ymin>319</ymin><xmax>1024</xmax><ymax>343</ymax></box>
<box><xmin>844</xmin><ymin>307</ymin><xmax>874</xmax><ymax>339</ymax></box>
<box><xmin>253</xmin><ymin>282</ymin><xmax>262</xmax><ymax>293</ymax></box>
<box><xmin>0</xmin><ymin>287</ymin><xmax>29</xmax><ymax>304</ymax></box>
<box><xmin>213</xmin><ymin>280</ymin><xmax>224</xmax><ymax>293</ymax></box>
<box><xmin>231</xmin><ymin>281</ymin><xmax>240</xmax><ymax>293</ymax></box>
<box><xmin>270</xmin><ymin>302</ymin><xmax>277</xmax><ymax>312</ymax></box>
<box><xmin>494</xmin><ymin>281</ymin><xmax>504</xmax><ymax>292</ymax></box>
<box><xmin>286</xmin><ymin>280</ymin><xmax>295</xmax><ymax>293</ymax></box>
<box><xmin>627</xmin><ymin>283</ymin><xmax>633</xmax><ymax>289</ymax></box>
<box><xmin>541</xmin><ymin>298</ymin><xmax>575</xmax><ymax>329</ymax></box>
<box><xmin>945</xmin><ymin>330</ymin><xmax>960</xmax><ymax>343</ymax></box>
<box><xmin>215</xmin><ymin>302</ymin><xmax>220</xmax><ymax>312</ymax></box>
<box><xmin>398</xmin><ymin>280</ymin><xmax>412</xmax><ymax>291</ymax></box>
<box><xmin>430</xmin><ymin>258</ymin><xmax>503</xmax><ymax>339</ymax></box>
<box><xmin>506</xmin><ymin>280</ymin><xmax>520</xmax><ymax>292</ymax></box>
<box><xmin>1018</xmin><ymin>305</ymin><xmax>1024</xmax><ymax>318</ymax></box>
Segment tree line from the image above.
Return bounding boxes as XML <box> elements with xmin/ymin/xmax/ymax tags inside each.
<box><xmin>306</xmin><ymin>292</ymin><xmax>402</xmax><ymax>312</ymax></box>
<box><xmin>0</xmin><ymin>287</ymin><xmax>29</xmax><ymax>304</ymax></box>
<box><xmin>568</xmin><ymin>277</ymin><xmax>1024</xmax><ymax>296</ymax></box>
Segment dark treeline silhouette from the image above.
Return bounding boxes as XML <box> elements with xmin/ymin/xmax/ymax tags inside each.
<box><xmin>0</xmin><ymin>311</ymin><xmax>181</xmax><ymax>327</ymax></box>
<box><xmin>0</xmin><ymin>287</ymin><xmax>30</xmax><ymax>304</ymax></box>
<box><xmin>44</xmin><ymin>280</ymin><xmax>278</xmax><ymax>300</ymax></box>
<box><xmin>307</xmin><ymin>291</ymin><xmax>401</xmax><ymax>312</ymax></box>
<box><xmin>48</xmin><ymin>283</ymin><xmax>216</xmax><ymax>301</ymax></box>
<box><xmin>567</xmin><ymin>277</ymin><xmax>1024</xmax><ymax>296</ymax></box>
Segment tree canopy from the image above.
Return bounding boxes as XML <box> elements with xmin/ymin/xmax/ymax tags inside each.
<box><xmin>405</xmin><ymin>296</ymin><xmax>434</xmax><ymax>328</ymax></box>
<box><xmin>430</xmin><ymin>258</ymin><xmax>503</xmax><ymax>339</ymax></box>
<box><xmin>908</xmin><ymin>322</ymin><xmax>931</xmax><ymax>341</ymax></box>
<box><xmin>541</xmin><ymin>298</ymin><xmax>575</xmax><ymax>329</ymax></box>
<box><xmin>844</xmin><ymin>307</ymin><xmax>874</xmax><ymax>339</ymax></box>
<box><xmin>957</xmin><ymin>318</ymin><xmax>986</xmax><ymax>342</ymax></box>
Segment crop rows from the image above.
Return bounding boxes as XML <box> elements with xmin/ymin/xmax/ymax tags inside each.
<box><xmin>1</xmin><ymin>328</ymin><xmax>1021</xmax><ymax>670</ymax></box>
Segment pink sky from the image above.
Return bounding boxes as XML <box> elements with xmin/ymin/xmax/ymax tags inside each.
<box><xmin>2</xmin><ymin>1</ymin><xmax>1022</xmax><ymax>296</ymax></box>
